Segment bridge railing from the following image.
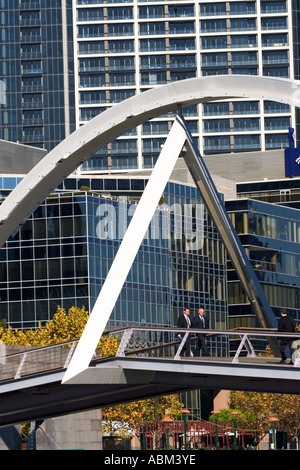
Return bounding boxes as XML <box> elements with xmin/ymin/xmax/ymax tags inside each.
<box><xmin>0</xmin><ymin>340</ymin><xmax>78</xmax><ymax>382</ymax></box>
<box><xmin>0</xmin><ymin>326</ymin><xmax>299</xmax><ymax>382</ymax></box>
<box><xmin>110</xmin><ymin>326</ymin><xmax>300</xmax><ymax>361</ymax></box>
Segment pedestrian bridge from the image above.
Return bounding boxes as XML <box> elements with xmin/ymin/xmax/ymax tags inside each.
<box><xmin>0</xmin><ymin>327</ymin><xmax>300</xmax><ymax>427</ymax></box>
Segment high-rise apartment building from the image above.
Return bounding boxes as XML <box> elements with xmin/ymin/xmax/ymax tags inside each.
<box><xmin>0</xmin><ymin>0</ymin><xmax>75</xmax><ymax>151</ymax></box>
<box><xmin>74</xmin><ymin>0</ymin><xmax>298</xmax><ymax>173</ymax></box>
<box><xmin>0</xmin><ymin>0</ymin><xmax>298</xmax><ymax>163</ymax></box>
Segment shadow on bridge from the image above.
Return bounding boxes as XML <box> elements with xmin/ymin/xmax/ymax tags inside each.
<box><xmin>0</xmin><ymin>327</ymin><xmax>299</xmax><ymax>427</ymax></box>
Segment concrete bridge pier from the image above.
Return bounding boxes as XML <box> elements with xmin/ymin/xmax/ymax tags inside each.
<box><xmin>34</xmin><ymin>409</ymin><xmax>102</xmax><ymax>450</ymax></box>
<box><xmin>0</xmin><ymin>425</ymin><xmax>22</xmax><ymax>450</ymax></box>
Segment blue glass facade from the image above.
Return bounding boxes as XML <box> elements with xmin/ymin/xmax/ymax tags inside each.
<box><xmin>0</xmin><ymin>177</ymin><xmax>227</xmax><ymax>341</ymax></box>
<box><xmin>226</xmin><ymin>198</ymin><xmax>300</xmax><ymax>331</ymax></box>
<box><xmin>0</xmin><ymin>0</ymin><xmax>75</xmax><ymax>151</ymax></box>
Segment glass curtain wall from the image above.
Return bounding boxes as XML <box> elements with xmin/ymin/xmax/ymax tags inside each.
<box><xmin>0</xmin><ymin>0</ymin><xmax>75</xmax><ymax>151</ymax></box>
<box><xmin>226</xmin><ymin>198</ymin><xmax>300</xmax><ymax>331</ymax></box>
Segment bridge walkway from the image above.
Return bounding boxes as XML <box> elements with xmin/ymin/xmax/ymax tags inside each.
<box><xmin>0</xmin><ymin>327</ymin><xmax>299</xmax><ymax>427</ymax></box>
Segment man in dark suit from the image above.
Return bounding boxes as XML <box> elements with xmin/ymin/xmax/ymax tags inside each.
<box><xmin>192</xmin><ymin>307</ymin><xmax>210</xmax><ymax>357</ymax></box>
<box><xmin>177</xmin><ymin>307</ymin><xmax>192</xmax><ymax>357</ymax></box>
<box><xmin>277</xmin><ymin>308</ymin><xmax>297</xmax><ymax>363</ymax></box>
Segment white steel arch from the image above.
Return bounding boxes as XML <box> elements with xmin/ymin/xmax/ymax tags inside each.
<box><xmin>0</xmin><ymin>75</ymin><xmax>300</xmax><ymax>249</ymax></box>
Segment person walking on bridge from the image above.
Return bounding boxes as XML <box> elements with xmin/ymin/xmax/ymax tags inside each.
<box><xmin>192</xmin><ymin>307</ymin><xmax>210</xmax><ymax>357</ymax></box>
<box><xmin>177</xmin><ymin>307</ymin><xmax>192</xmax><ymax>357</ymax></box>
<box><xmin>277</xmin><ymin>308</ymin><xmax>297</xmax><ymax>364</ymax></box>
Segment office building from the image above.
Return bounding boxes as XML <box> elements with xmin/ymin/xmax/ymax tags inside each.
<box><xmin>226</xmin><ymin>198</ymin><xmax>300</xmax><ymax>338</ymax></box>
<box><xmin>0</xmin><ymin>171</ymin><xmax>228</xmax><ymax>340</ymax></box>
<box><xmin>0</xmin><ymin>0</ymin><xmax>75</xmax><ymax>151</ymax></box>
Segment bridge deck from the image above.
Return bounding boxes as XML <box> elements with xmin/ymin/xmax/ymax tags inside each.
<box><xmin>0</xmin><ymin>327</ymin><xmax>299</xmax><ymax>427</ymax></box>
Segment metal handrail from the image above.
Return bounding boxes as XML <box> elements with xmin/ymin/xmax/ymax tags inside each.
<box><xmin>0</xmin><ymin>327</ymin><xmax>299</xmax><ymax>383</ymax></box>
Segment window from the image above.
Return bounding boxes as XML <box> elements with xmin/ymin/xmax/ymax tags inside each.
<box><xmin>170</xmin><ymin>70</ymin><xmax>196</xmax><ymax>81</ymax></box>
<box><xmin>79</xmin><ymin>57</ymin><xmax>105</xmax><ymax>71</ymax></box>
<box><xmin>79</xmin><ymin>73</ymin><xmax>105</xmax><ymax>87</ymax></box>
<box><xmin>78</xmin><ymin>41</ymin><xmax>105</xmax><ymax>54</ymax></box>
<box><xmin>111</xmin><ymin>139</ymin><xmax>137</xmax><ymax>154</ymax></box>
<box><xmin>233</xmin><ymin>118</ymin><xmax>260</xmax><ymax>131</ymax></box>
<box><xmin>231</xmin><ymin>18</ymin><xmax>256</xmax><ymax>31</ymax></box>
<box><xmin>108</xmin><ymin>40</ymin><xmax>134</xmax><ymax>53</ymax></box>
<box><xmin>139</xmin><ymin>5</ymin><xmax>164</xmax><ymax>18</ymax></box>
<box><xmin>80</xmin><ymin>108</ymin><xmax>105</xmax><ymax>121</ymax></box>
<box><xmin>77</xmin><ymin>8</ymin><xmax>103</xmax><ymax>21</ymax></box>
<box><xmin>263</xmin><ymin>67</ymin><xmax>289</xmax><ymax>77</ymax></box>
<box><xmin>108</xmin><ymin>23</ymin><xmax>133</xmax><ymax>36</ymax></box>
<box><xmin>111</xmin><ymin>156</ymin><xmax>137</xmax><ymax>169</ymax></box>
<box><xmin>261</xmin><ymin>17</ymin><xmax>287</xmax><ymax>30</ymax></box>
<box><xmin>141</xmin><ymin>71</ymin><xmax>166</xmax><ymax>85</ymax></box>
<box><xmin>140</xmin><ymin>38</ymin><xmax>165</xmax><ymax>51</ymax></box>
<box><xmin>109</xmin><ymin>56</ymin><xmax>135</xmax><ymax>70</ymax></box>
<box><xmin>264</xmin><ymin>101</ymin><xmax>290</xmax><ymax>114</ymax></box>
<box><xmin>261</xmin><ymin>33</ymin><xmax>287</xmax><ymax>47</ymax></box>
<box><xmin>80</xmin><ymin>90</ymin><xmax>106</xmax><ymax>104</ymax></box>
<box><xmin>265</xmin><ymin>116</ymin><xmax>290</xmax><ymax>130</ymax></box>
<box><xmin>139</xmin><ymin>22</ymin><xmax>165</xmax><ymax>35</ymax></box>
<box><xmin>22</xmin><ymin>61</ymin><xmax>42</xmax><ymax>74</ymax></box>
<box><xmin>233</xmin><ymin>101</ymin><xmax>259</xmax><ymax>114</ymax></box>
<box><xmin>169</xmin><ymin>21</ymin><xmax>195</xmax><ymax>34</ymax></box>
<box><xmin>78</xmin><ymin>24</ymin><xmax>104</xmax><ymax>37</ymax></box>
<box><xmin>203</xmin><ymin>119</ymin><xmax>230</xmax><ymax>133</ymax></box>
<box><xmin>261</xmin><ymin>1</ymin><xmax>287</xmax><ymax>14</ymax></box>
<box><xmin>109</xmin><ymin>72</ymin><xmax>135</xmax><ymax>86</ymax></box>
<box><xmin>107</xmin><ymin>7</ymin><xmax>133</xmax><ymax>19</ymax></box>
<box><xmin>230</xmin><ymin>2</ymin><xmax>256</xmax><ymax>15</ymax></box>
<box><xmin>231</xmin><ymin>51</ymin><xmax>257</xmax><ymax>65</ymax></box>
<box><xmin>201</xmin><ymin>19</ymin><xmax>226</xmax><ymax>32</ymax></box>
<box><xmin>203</xmin><ymin>102</ymin><xmax>229</xmax><ymax>115</ymax></box>
<box><xmin>202</xmin><ymin>36</ymin><xmax>227</xmax><ymax>49</ymax></box>
<box><xmin>110</xmin><ymin>89</ymin><xmax>135</xmax><ymax>102</ymax></box>
<box><xmin>202</xmin><ymin>53</ymin><xmax>227</xmax><ymax>67</ymax></box>
<box><xmin>204</xmin><ymin>135</ymin><xmax>230</xmax><ymax>151</ymax></box>
<box><xmin>231</xmin><ymin>35</ymin><xmax>257</xmax><ymax>48</ymax></box>
<box><xmin>169</xmin><ymin>5</ymin><xmax>194</xmax><ymax>17</ymax></box>
<box><xmin>262</xmin><ymin>50</ymin><xmax>288</xmax><ymax>64</ymax></box>
<box><xmin>265</xmin><ymin>133</ymin><xmax>288</xmax><ymax>149</ymax></box>
<box><xmin>140</xmin><ymin>55</ymin><xmax>166</xmax><ymax>69</ymax></box>
<box><xmin>234</xmin><ymin>134</ymin><xmax>260</xmax><ymax>149</ymax></box>
<box><xmin>142</xmin><ymin>121</ymin><xmax>169</xmax><ymax>135</ymax></box>
<box><xmin>170</xmin><ymin>38</ymin><xmax>191</xmax><ymax>54</ymax></box>
<box><xmin>170</xmin><ymin>54</ymin><xmax>196</xmax><ymax>68</ymax></box>
<box><xmin>200</xmin><ymin>3</ymin><xmax>226</xmax><ymax>16</ymax></box>
<box><xmin>143</xmin><ymin>138</ymin><xmax>166</xmax><ymax>153</ymax></box>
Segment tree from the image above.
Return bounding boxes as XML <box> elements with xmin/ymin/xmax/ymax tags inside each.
<box><xmin>0</xmin><ymin>305</ymin><xmax>120</xmax><ymax>443</ymax></box>
<box><xmin>208</xmin><ymin>407</ymin><xmax>254</xmax><ymax>425</ymax></box>
<box><xmin>230</xmin><ymin>390</ymin><xmax>300</xmax><ymax>442</ymax></box>
<box><xmin>0</xmin><ymin>305</ymin><xmax>119</xmax><ymax>353</ymax></box>
<box><xmin>102</xmin><ymin>395</ymin><xmax>184</xmax><ymax>448</ymax></box>
<box><xmin>0</xmin><ymin>307</ymin><xmax>183</xmax><ymax>448</ymax></box>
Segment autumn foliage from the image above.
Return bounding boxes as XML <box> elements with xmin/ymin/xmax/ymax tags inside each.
<box><xmin>229</xmin><ymin>391</ymin><xmax>300</xmax><ymax>440</ymax></box>
<box><xmin>0</xmin><ymin>305</ymin><xmax>119</xmax><ymax>355</ymax></box>
<box><xmin>102</xmin><ymin>395</ymin><xmax>184</xmax><ymax>445</ymax></box>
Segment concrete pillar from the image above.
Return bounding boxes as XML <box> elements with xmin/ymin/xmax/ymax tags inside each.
<box><xmin>0</xmin><ymin>425</ymin><xmax>22</xmax><ymax>450</ymax></box>
<box><xmin>35</xmin><ymin>409</ymin><xmax>102</xmax><ymax>450</ymax></box>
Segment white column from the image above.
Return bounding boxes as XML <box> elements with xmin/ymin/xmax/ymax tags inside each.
<box><xmin>62</xmin><ymin>116</ymin><xmax>188</xmax><ymax>383</ymax></box>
